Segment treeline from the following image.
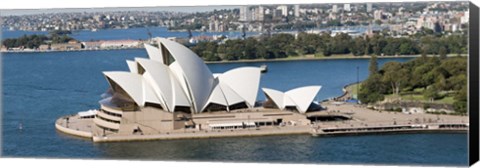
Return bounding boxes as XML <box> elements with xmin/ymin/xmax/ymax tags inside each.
<box><xmin>189</xmin><ymin>32</ymin><xmax>467</xmax><ymax>61</ymax></box>
<box><xmin>359</xmin><ymin>56</ymin><xmax>467</xmax><ymax>113</ymax></box>
<box><xmin>2</xmin><ymin>32</ymin><xmax>75</xmax><ymax>49</ymax></box>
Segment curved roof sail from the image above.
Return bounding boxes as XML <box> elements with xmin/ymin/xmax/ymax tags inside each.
<box><xmin>144</xmin><ymin>44</ymin><xmax>164</xmax><ymax>64</ymax></box>
<box><xmin>158</xmin><ymin>38</ymin><xmax>214</xmax><ymax>113</ymax></box>
<box><xmin>218</xmin><ymin>67</ymin><xmax>261</xmax><ymax>107</ymax></box>
<box><xmin>262</xmin><ymin>86</ymin><xmax>322</xmax><ymax>113</ymax></box>
<box><xmin>103</xmin><ymin>71</ymin><xmax>146</xmax><ymax>106</ymax></box>
<box><xmin>286</xmin><ymin>86</ymin><xmax>322</xmax><ymax>113</ymax></box>
<box><xmin>101</xmin><ymin>38</ymin><xmax>293</xmax><ymax>114</ymax></box>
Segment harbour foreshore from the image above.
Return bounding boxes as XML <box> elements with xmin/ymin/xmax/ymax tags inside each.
<box><xmin>55</xmin><ymin>101</ymin><xmax>468</xmax><ymax>142</ymax></box>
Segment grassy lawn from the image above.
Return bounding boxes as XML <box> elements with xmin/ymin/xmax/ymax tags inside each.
<box><xmin>352</xmin><ymin>82</ymin><xmax>455</xmax><ymax>105</ymax></box>
<box><xmin>345</xmin><ymin>83</ymin><xmax>361</xmax><ymax>98</ymax></box>
<box><xmin>385</xmin><ymin>93</ymin><xmax>455</xmax><ymax>105</ymax></box>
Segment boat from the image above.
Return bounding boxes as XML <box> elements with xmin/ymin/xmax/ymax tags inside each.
<box><xmin>260</xmin><ymin>64</ymin><xmax>268</xmax><ymax>73</ymax></box>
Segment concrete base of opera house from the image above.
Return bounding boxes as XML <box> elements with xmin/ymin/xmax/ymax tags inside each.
<box><xmin>55</xmin><ymin>115</ymin><xmax>93</xmax><ymax>139</ymax></box>
<box><xmin>55</xmin><ymin>102</ymin><xmax>469</xmax><ymax>143</ymax></box>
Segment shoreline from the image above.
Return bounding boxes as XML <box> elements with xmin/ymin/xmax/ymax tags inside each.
<box><xmin>204</xmin><ymin>55</ymin><xmax>422</xmax><ymax>64</ymax></box>
<box><xmin>55</xmin><ymin>114</ymin><xmax>468</xmax><ymax>143</ymax></box>
<box><xmin>2</xmin><ymin>48</ymin><xmax>466</xmax><ymax>64</ymax></box>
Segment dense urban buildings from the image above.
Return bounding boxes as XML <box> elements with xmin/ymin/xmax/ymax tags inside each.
<box><xmin>2</xmin><ymin>2</ymin><xmax>469</xmax><ymax>34</ymax></box>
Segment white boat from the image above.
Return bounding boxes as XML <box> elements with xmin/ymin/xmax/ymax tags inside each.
<box><xmin>260</xmin><ymin>64</ymin><xmax>268</xmax><ymax>73</ymax></box>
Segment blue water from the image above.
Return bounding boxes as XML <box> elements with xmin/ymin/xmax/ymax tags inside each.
<box><xmin>1</xmin><ymin>49</ymin><xmax>468</xmax><ymax>166</ymax></box>
<box><xmin>1</xmin><ymin>27</ymin><xmax>258</xmax><ymax>41</ymax></box>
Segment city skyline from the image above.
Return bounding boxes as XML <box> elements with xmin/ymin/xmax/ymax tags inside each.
<box><xmin>0</xmin><ymin>5</ymin><xmax>240</xmax><ymax>16</ymax></box>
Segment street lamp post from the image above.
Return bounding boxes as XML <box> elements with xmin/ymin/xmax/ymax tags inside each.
<box><xmin>356</xmin><ymin>66</ymin><xmax>359</xmax><ymax>100</ymax></box>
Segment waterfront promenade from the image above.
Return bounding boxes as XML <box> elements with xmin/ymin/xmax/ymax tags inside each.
<box><xmin>55</xmin><ymin>100</ymin><xmax>468</xmax><ymax>142</ymax></box>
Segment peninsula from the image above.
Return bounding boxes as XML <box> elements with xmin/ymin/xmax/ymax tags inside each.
<box><xmin>55</xmin><ymin>38</ymin><xmax>468</xmax><ymax>142</ymax></box>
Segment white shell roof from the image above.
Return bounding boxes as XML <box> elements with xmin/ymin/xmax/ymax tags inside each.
<box><xmin>102</xmin><ymin>38</ymin><xmax>262</xmax><ymax>113</ymax></box>
<box><xmin>103</xmin><ymin>71</ymin><xmax>150</xmax><ymax>106</ymax></box>
<box><xmin>286</xmin><ymin>86</ymin><xmax>322</xmax><ymax>113</ymax></box>
<box><xmin>126</xmin><ymin>60</ymin><xmax>137</xmax><ymax>74</ymax></box>
<box><xmin>158</xmin><ymin>38</ymin><xmax>214</xmax><ymax>113</ymax></box>
<box><xmin>144</xmin><ymin>44</ymin><xmax>164</xmax><ymax>63</ymax></box>
<box><xmin>262</xmin><ymin>86</ymin><xmax>322</xmax><ymax>113</ymax></box>
<box><xmin>218</xmin><ymin>82</ymin><xmax>245</xmax><ymax>106</ymax></box>
<box><xmin>217</xmin><ymin>67</ymin><xmax>261</xmax><ymax>107</ymax></box>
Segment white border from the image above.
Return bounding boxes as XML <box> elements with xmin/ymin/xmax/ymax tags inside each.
<box><xmin>1</xmin><ymin>0</ymin><xmax>478</xmax><ymax>168</ymax></box>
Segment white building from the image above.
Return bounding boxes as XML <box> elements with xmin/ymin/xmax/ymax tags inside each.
<box><xmin>366</xmin><ymin>3</ymin><xmax>373</xmax><ymax>12</ymax></box>
<box><xmin>344</xmin><ymin>4</ymin><xmax>351</xmax><ymax>12</ymax></box>
<box><xmin>239</xmin><ymin>6</ymin><xmax>251</xmax><ymax>22</ymax></box>
<box><xmin>277</xmin><ymin>5</ymin><xmax>288</xmax><ymax>16</ymax></box>
<box><xmin>332</xmin><ymin>4</ymin><xmax>338</xmax><ymax>13</ymax></box>
<box><xmin>294</xmin><ymin>4</ymin><xmax>300</xmax><ymax>18</ymax></box>
<box><xmin>86</xmin><ymin>38</ymin><xmax>322</xmax><ymax>135</ymax></box>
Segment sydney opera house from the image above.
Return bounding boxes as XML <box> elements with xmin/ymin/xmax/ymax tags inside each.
<box><xmin>58</xmin><ymin>38</ymin><xmax>323</xmax><ymax>138</ymax></box>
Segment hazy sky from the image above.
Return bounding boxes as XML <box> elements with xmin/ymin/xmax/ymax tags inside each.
<box><xmin>0</xmin><ymin>5</ymin><xmax>240</xmax><ymax>16</ymax></box>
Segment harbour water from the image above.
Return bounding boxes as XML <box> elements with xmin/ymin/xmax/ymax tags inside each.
<box><xmin>1</xmin><ymin>27</ymin><xmax>259</xmax><ymax>41</ymax></box>
<box><xmin>1</xmin><ymin>49</ymin><xmax>468</xmax><ymax>166</ymax></box>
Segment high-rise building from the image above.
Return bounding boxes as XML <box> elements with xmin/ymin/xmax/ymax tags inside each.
<box><xmin>239</xmin><ymin>6</ymin><xmax>251</xmax><ymax>22</ymax></box>
<box><xmin>366</xmin><ymin>3</ymin><xmax>373</xmax><ymax>12</ymax></box>
<box><xmin>374</xmin><ymin>10</ymin><xmax>383</xmax><ymax>21</ymax></box>
<box><xmin>273</xmin><ymin>9</ymin><xmax>283</xmax><ymax>19</ymax></box>
<box><xmin>344</xmin><ymin>4</ymin><xmax>351</xmax><ymax>12</ymax></box>
<box><xmin>277</xmin><ymin>5</ymin><xmax>288</xmax><ymax>16</ymax></box>
<box><xmin>294</xmin><ymin>4</ymin><xmax>300</xmax><ymax>18</ymax></box>
<box><xmin>253</xmin><ymin>6</ymin><xmax>265</xmax><ymax>21</ymax></box>
<box><xmin>332</xmin><ymin>4</ymin><xmax>338</xmax><ymax>13</ymax></box>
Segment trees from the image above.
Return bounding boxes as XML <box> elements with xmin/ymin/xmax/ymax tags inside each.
<box><xmin>359</xmin><ymin>55</ymin><xmax>467</xmax><ymax>111</ymax></box>
<box><xmin>351</xmin><ymin>37</ymin><xmax>367</xmax><ymax>56</ymax></box>
<box><xmin>439</xmin><ymin>46</ymin><xmax>447</xmax><ymax>59</ymax></box>
<box><xmin>453</xmin><ymin>85</ymin><xmax>467</xmax><ymax>114</ymax></box>
<box><xmin>243</xmin><ymin>37</ymin><xmax>258</xmax><ymax>59</ymax></box>
<box><xmin>330</xmin><ymin>33</ymin><xmax>351</xmax><ymax>54</ymax></box>
<box><xmin>185</xmin><ymin>31</ymin><xmax>466</xmax><ymax>62</ymax></box>
<box><xmin>381</xmin><ymin>62</ymin><xmax>409</xmax><ymax>95</ymax></box>
<box><xmin>2</xmin><ymin>34</ymin><xmax>49</xmax><ymax>49</ymax></box>
<box><xmin>368</xmin><ymin>55</ymin><xmax>378</xmax><ymax>75</ymax></box>
<box><xmin>423</xmin><ymin>85</ymin><xmax>441</xmax><ymax>101</ymax></box>
<box><xmin>358</xmin><ymin>73</ymin><xmax>385</xmax><ymax>104</ymax></box>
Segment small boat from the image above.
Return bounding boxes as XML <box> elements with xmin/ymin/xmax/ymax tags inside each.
<box><xmin>260</xmin><ymin>64</ymin><xmax>268</xmax><ymax>73</ymax></box>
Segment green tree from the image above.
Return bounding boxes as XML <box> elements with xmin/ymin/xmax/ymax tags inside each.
<box><xmin>358</xmin><ymin>73</ymin><xmax>385</xmax><ymax>104</ymax></box>
<box><xmin>439</xmin><ymin>46</ymin><xmax>447</xmax><ymax>59</ymax></box>
<box><xmin>369</xmin><ymin>55</ymin><xmax>378</xmax><ymax>75</ymax></box>
<box><xmin>453</xmin><ymin>85</ymin><xmax>467</xmax><ymax>113</ymax></box>
<box><xmin>243</xmin><ymin>37</ymin><xmax>258</xmax><ymax>59</ymax></box>
<box><xmin>382</xmin><ymin>62</ymin><xmax>409</xmax><ymax>95</ymax></box>
<box><xmin>423</xmin><ymin>85</ymin><xmax>441</xmax><ymax>101</ymax></box>
<box><xmin>351</xmin><ymin>37</ymin><xmax>366</xmax><ymax>56</ymax></box>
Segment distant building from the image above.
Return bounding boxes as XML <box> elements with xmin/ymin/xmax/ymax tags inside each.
<box><xmin>332</xmin><ymin>4</ymin><xmax>338</xmax><ymax>13</ymax></box>
<box><xmin>344</xmin><ymin>4</ymin><xmax>351</xmax><ymax>12</ymax></box>
<box><xmin>366</xmin><ymin>3</ymin><xmax>373</xmax><ymax>12</ymax></box>
<box><xmin>239</xmin><ymin>6</ymin><xmax>251</xmax><ymax>22</ymax></box>
<box><xmin>208</xmin><ymin>21</ymin><xmax>215</xmax><ymax>32</ymax></box>
<box><xmin>374</xmin><ymin>10</ymin><xmax>384</xmax><ymax>21</ymax></box>
<box><xmin>461</xmin><ymin>11</ymin><xmax>469</xmax><ymax>24</ymax></box>
<box><xmin>39</xmin><ymin>44</ymin><xmax>50</xmax><ymax>51</ymax></box>
<box><xmin>100</xmin><ymin>40</ymin><xmax>141</xmax><ymax>49</ymax></box>
<box><xmin>294</xmin><ymin>5</ymin><xmax>300</xmax><ymax>18</ymax></box>
<box><xmin>82</xmin><ymin>41</ymin><xmax>103</xmax><ymax>50</ymax></box>
<box><xmin>273</xmin><ymin>9</ymin><xmax>283</xmax><ymax>19</ymax></box>
<box><xmin>277</xmin><ymin>5</ymin><xmax>288</xmax><ymax>16</ymax></box>
<box><xmin>253</xmin><ymin>6</ymin><xmax>265</xmax><ymax>21</ymax></box>
<box><xmin>50</xmin><ymin>42</ymin><xmax>82</xmax><ymax>51</ymax></box>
